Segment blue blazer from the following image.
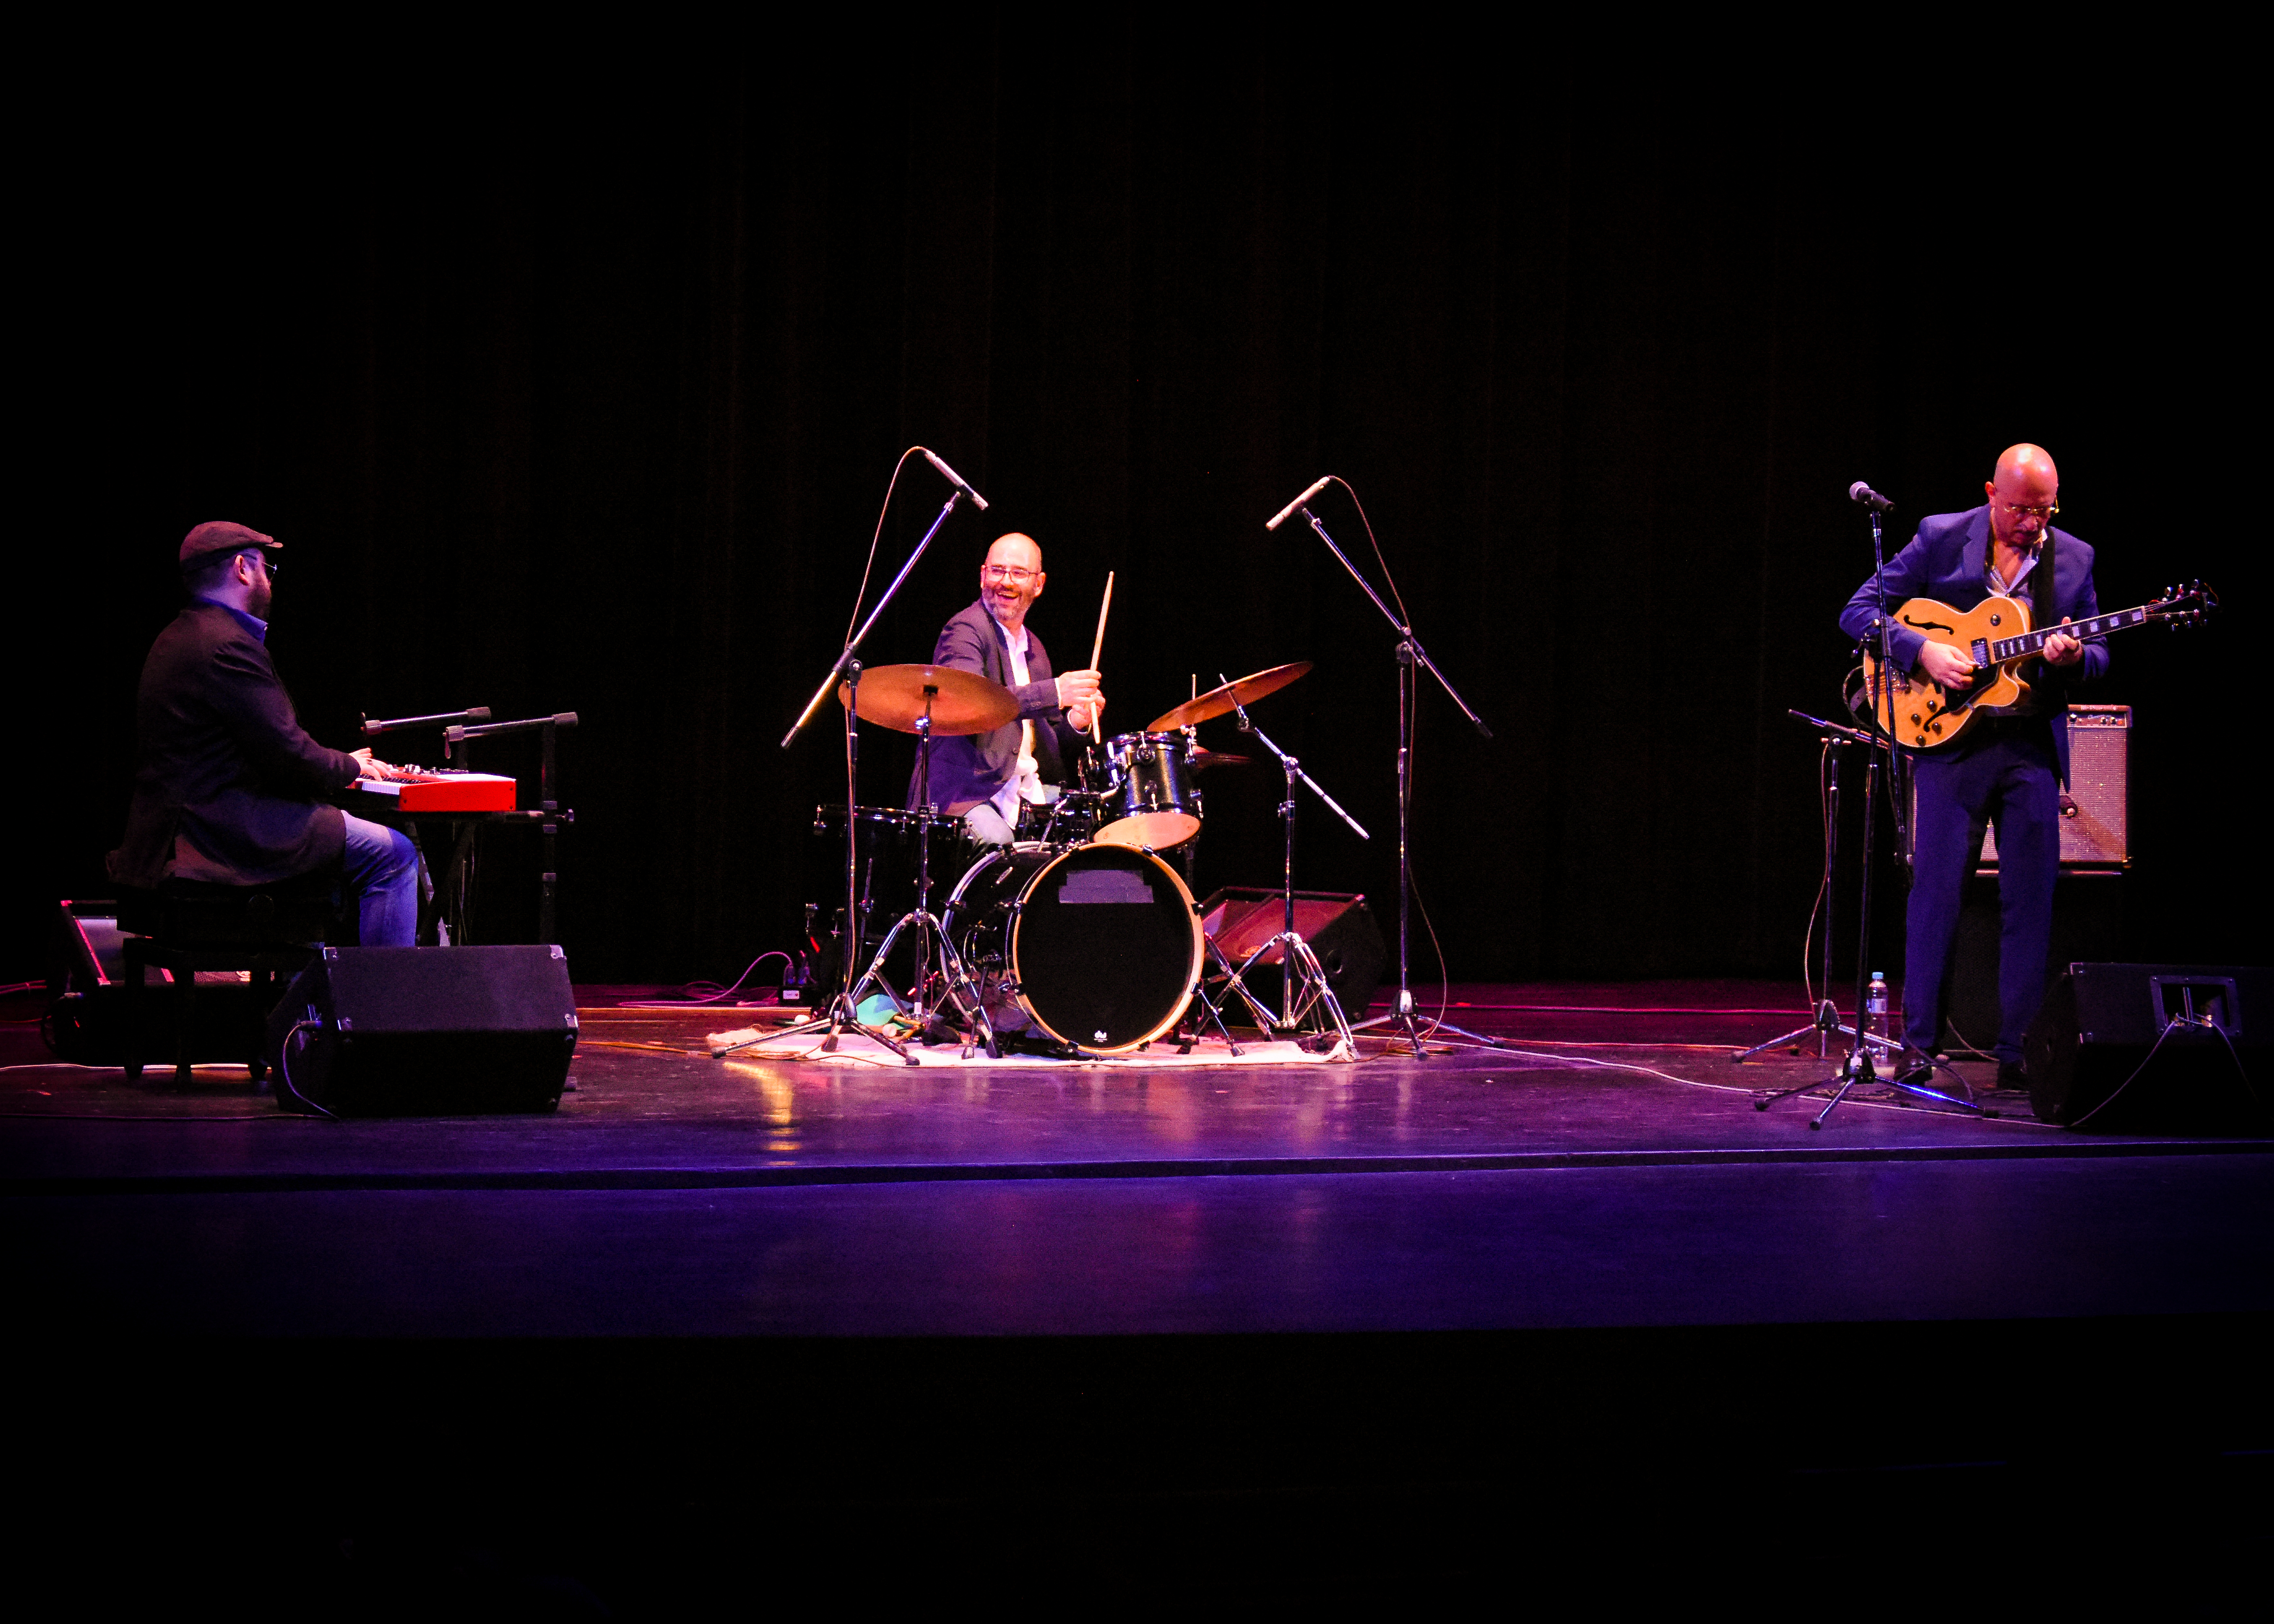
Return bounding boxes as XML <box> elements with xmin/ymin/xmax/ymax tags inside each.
<box><xmin>1839</xmin><ymin>504</ymin><xmax>2108</xmax><ymax>780</ymax></box>
<box><xmin>906</xmin><ymin>599</ymin><xmax>1085</xmax><ymax>814</ymax></box>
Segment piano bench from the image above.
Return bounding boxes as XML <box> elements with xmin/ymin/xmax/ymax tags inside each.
<box><xmin>115</xmin><ymin>877</ymin><xmax>341</xmax><ymax>1088</ymax></box>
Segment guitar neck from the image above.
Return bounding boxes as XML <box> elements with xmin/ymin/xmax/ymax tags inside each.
<box><xmin>1988</xmin><ymin>604</ymin><xmax>2154</xmax><ymax>663</ymax></box>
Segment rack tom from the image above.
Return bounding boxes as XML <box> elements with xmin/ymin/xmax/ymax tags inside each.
<box><xmin>1095</xmin><ymin>731</ymin><xmax>1202</xmax><ymax>851</ymax></box>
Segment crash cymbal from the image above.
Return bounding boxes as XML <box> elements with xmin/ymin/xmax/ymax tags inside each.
<box><xmin>838</xmin><ymin>664</ymin><xmax>1018</xmax><ymax>736</ymax></box>
<box><xmin>1188</xmin><ymin>750</ymin><xmax>1254</xmax><ymax>770</ymax></box>
<box><xmin>1146</xmin><ymin>661</ymin><xmax>1313</xmax><ymax>732</ymax></box>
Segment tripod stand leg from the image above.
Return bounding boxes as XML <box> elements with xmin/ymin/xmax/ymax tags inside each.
<box><xmin>1283</xmin><ymin>934</ymin><xmax>1356</xmax><ymax>1058</ymax></box>
<box><xmin>1734</xmin><ymin>1002</ymin><xmax>1850</xmax><ymax>1063</ymax></box>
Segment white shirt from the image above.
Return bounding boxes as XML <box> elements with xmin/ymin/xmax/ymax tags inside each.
<box><xmin>988</xmin><ymin>610</ymin><xmax>1048</xmax><ymax>827</ymax></box>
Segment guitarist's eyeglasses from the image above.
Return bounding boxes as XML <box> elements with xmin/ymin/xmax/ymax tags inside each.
<box><xmin>1996</xmin><ymin>500</ymin><xmax>2060</xmax><ymax>520</ymax></box>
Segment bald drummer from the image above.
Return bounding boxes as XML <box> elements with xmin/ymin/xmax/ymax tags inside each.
<box><xmin>910</xmin><ymin>532</ymin><xmax>1106</xmax><ymax>845</ymax></box>
<box><xmin>1838</xmin><ymin>443</ymin><xmax>2108</xmax><ymax>1089</ymax></box>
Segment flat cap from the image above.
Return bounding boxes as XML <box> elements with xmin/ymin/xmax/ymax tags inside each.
<box><xmin>178</xmin><ymin>521</ymin><xmax>280</xmax><ymax>569</ymax></box>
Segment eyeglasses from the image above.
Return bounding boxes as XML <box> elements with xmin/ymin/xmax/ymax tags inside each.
<box><xmin>1995</xmin><ymin>501</ymin><xmax>2059</xmax><ymax>521</ymax></box>
<box><xmin>981</xmin><ymin>564</ymin><xmax>1037</xmax><ymax>585</ymax></box>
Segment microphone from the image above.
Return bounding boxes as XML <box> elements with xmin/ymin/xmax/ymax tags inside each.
<box><xmin>923</xmin><ymin>449</ymin><xmax>989</xmax><ymax>512</ymax></box>
<box><xmin>1265</xmin><ymin>476</ymin><xmax>1332</xmax><ymax>532</ymax></box>
<box><xmin>1848</xmin><ymin>481</ymin><xmax>1895</xmax><ymax>513</ymax></box>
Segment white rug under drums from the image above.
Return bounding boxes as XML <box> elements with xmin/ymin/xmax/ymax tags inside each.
<box><xmin>705</xmin><ymin>1024</ymin><xmax>1350</xmax><ymax>1068</ymax></box>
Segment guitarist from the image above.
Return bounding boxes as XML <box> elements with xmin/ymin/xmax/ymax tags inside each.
<box><xmin>1837</xmin><ymin>444</ymin><xmax>2108</xmax><ymax>1089</ymax></box>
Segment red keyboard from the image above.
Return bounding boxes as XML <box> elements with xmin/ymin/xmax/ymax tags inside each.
<box><xmin>355</xmin><ymin>771</ymin><xmax>517</xmax><ymax>812</ymax></box>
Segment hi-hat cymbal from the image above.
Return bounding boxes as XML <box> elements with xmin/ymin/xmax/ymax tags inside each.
<box><xmin>1188</xmin><ymin>751</ymin><xmax>1254</xmax><ymax>770</ymax></box>
<box><xmin>838</xmin><ymin>665</ymin><xmax>1018</xmax><ymax>736</ymax></box>
<box><xmin>1146</xmin><ymin>661</ymin><xmax>1313</xmax><ymax>732</ymax></box>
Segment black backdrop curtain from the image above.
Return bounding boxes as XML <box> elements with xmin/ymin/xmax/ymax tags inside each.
<box><xmin>12</xmin><ymin>39</ymin><xmax>2256</xmax><ymax>985</ymax></box>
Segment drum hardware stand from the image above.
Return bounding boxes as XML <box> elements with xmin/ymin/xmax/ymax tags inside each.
<box><xmin>1213</xmin><ymin>683</ymin><xmax>1366</xmax><ymax>1056</ymax></box>
<box><xmin>1175</xmin><ymin>935</ymin><xmax>1249</xmax><ymax>1056</ymax></box>
<box><xmin>1750</xmin><ymin>497</ymin><xmax>1981</xmax><ymax>1127</ymax></box>
<box><xmin>839</xmin><ymin>691</ymin><xmax>1000</xmax><ymax>1058</ymax></box>
<box><xmin>1735</xmin><ymin>710</ymin><xmax>1889</xmax><ymax>1064</ymax></box>
<box><xmin>1288</xmin><ymin>495</ymin><xmax>1505</xmax><ymax>1056</ymax></box>
<box><xmin>747</xmin><ymin>477</ymin><xmax>973</xmax><ymax>1066</ymax></box>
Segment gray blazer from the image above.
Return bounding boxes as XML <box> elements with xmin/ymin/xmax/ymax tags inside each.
<box><xmin>906</xmin><ymin>599</ymin><xmax>1084</xmax><ymax>813</ymax></box>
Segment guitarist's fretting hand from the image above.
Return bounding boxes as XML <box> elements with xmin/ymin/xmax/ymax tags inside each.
<box><xmin>2043</xmin><ymin>619</ymin><xmax>2084</xmax><ymax>667</ymax></box>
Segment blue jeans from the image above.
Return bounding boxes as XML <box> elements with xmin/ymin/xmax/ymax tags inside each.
<box><xmin>341</xmin><ymin>814</ymin><xmax>421</xmax><ymax>948</ymax></box>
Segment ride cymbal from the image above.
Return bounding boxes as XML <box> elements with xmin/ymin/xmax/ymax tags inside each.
<box><xmin>838</xmin><ymin>665</ymin><xmax>1018</xmax><ymax>736</ymax></box>
<box><xmin>1146</xmin><ymin>661</ymin><xmax>1313</xmax><ymax>732</ymax></box>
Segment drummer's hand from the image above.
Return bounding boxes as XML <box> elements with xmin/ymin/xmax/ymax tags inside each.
<box><xmin>1056</xmin><ymin>669</ymin><xmax>1102</xmax><ymax>713</ymax></box>
<box><xmin>1068</xmin><ymin>694</ymin><xmax>1105</xmax><ymax>733</ymax></box>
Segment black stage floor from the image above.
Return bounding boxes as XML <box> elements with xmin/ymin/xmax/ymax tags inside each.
<box><xmin>6</xmin><ymin>980</ymin><xmax>2269</xmax><ymax>1605</ymax></box>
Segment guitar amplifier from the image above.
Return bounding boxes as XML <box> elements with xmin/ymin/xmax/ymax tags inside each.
<box><xmin>1980</xmin><ymin>704</ymin><xmax>2129</xmax><ymax>870</ymax></box>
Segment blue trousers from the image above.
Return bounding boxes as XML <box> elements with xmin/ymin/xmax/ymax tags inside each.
<box><xmin>1902</xmin><ymin>723</ymin><xmax>2062</xmax><ymax>1062</ymax></box>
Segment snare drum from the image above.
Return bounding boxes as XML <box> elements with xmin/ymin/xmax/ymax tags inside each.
<box><xmin>942</xmin><ymin>841</ymin><xmax>1203</xmax><ymax>1052</ymax></box>
<box><xmin>1095</xmin><ymin>731</ymin><xmax>1203</xmax><ymax>850</ymax></box>
<box><xmin>1010</xmin><ymin>785</ymin><xmax>1106</xmax><ymax>846</ymax></box>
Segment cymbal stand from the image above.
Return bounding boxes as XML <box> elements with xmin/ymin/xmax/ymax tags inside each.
<box><xmin>1211</xmin><ymin>683</ymin><xmax>1367</xmax><ymax>1056</ymax></box>
<box><xmin>1749</xmin><ymin>503</ymin><xmax>1981</xmax><ymax>1127</ymax></box>
<box><xmin>724</xmin><ymin>483</ymin><xmax>969</xmax><ymax>1065</ymax></box>
<box><xmin>1735</xmin><ymin>709</ymin><xmax>1885</xmax><ymax>1064</ymax></box>
<box><xmin>842</xmin><ymin>690</ymin><xmax>999</xmax><ymax>1058</ymax></box>
<box><xmin>1292</xmin><ymin>499</ymin><xmax>1506</xmax><ymax>1056</ymax></box>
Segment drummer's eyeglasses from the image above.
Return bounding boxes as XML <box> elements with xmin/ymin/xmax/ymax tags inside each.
<box><xmin>981</xmin><ymin>564</ymin><xmax>1037</xmax><ymax>585</ymax></box>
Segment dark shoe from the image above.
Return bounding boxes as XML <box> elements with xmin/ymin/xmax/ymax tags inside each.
<box><xmin>1890</xmin><ymin>1054</ymin><xmax>1940</xmax><ymax>1091</ymax></box>
<box><xmin>1995</xmin><ymin>1062</ymin><xmax>2028</xmax><ymax>1091</ymax></box>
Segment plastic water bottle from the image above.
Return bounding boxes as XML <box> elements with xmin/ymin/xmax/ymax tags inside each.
<box><xmin>1865</xmin><ymin>972</ymin><xmax>1890</xmax><ymax>1043</ymax></box>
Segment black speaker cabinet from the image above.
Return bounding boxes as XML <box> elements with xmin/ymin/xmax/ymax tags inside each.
<box><xmin>264</xmin><ymin>945</ymin><xmax>577</xmax><ymax>1116</ymax></box>
<box><xmin>1198</xmin><ymin>889</ymin><xmax>1386</xmax><ymax>1021</ymax></box>
<box><xmin>2025</xmin><ymin>962</ymin><xmax>2270</xmax><ymax>1131</ymax></box>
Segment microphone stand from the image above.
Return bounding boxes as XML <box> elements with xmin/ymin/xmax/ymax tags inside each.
<box><xmin>1751</xmin><ymin>506</ymin><xmax>1981</xmax><ymax>1127</ymax></box>
<box><xmin>1294</xmin><ymin>503</ymin><xmax>1506</xmax><ymax>1056</ymax></box>
<box><xmin>725</xmin><ymin>486</ymin><xmax>968</xmax><ymax>1065</ymax></box>
<box><xmin>1735</xmin><ymin>709</ymin><xmax>1883</xmax><ymax>1063</ymax></box>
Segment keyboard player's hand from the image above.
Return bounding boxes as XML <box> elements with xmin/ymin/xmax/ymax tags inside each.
<box><xmin>349</xmin><ymin>747</ymin><xmax>405</xmax><ymax>782</ymax></box>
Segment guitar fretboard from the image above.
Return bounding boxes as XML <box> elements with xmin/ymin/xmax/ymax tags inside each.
<box><xmin>1988</xmin><ymin>607</ymin><xmax>2150</xmax><ymax>663</ymax></box>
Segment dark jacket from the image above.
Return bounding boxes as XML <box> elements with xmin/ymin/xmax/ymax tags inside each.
<box><xmin>908</xmin><ymin>599</ymin><xmax>1085</xmax><ymax>813</ymax></box>
<box><xmin>107</xmin><ymin>602</ymin><xmax>359</xmax><ymax>888</ymax></box>
<box><xmin>1840</xmin><ymin>504</ymin><xmax>2108</xmax><ymax>780</ymax></box>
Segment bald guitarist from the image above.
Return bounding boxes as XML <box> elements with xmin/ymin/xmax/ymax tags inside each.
<box><xmin>1838</xmin><ymin>444</ymin><xmax>2109</xmax><ymax>1090</ymax></box>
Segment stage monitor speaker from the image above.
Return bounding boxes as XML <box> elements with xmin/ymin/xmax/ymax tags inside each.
<box><xmin>2024</xmin><ymin>962</ymin><xmax>2269</xmax><ymax>1130</ymax></box>
<box><xmin>1198</xmin><ymin>888</ymin><xmax>1386</xmax><ymax>1020</ymax></box>
<box><xmin>264</xmin><ymin>945</ymin><xmax>577</xmax><ymax>1116</ymax></box>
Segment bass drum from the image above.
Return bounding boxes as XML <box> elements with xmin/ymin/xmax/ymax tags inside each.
<box><xmin>943</xmin><ymin>842</ymin><xmax>1203</xmax><ymax>1053</ymax></box>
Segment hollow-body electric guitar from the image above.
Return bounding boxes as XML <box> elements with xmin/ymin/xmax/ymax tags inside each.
<box><xmin>1861</xmin><ymin>581</ymin><xmax>2217</xmax><ymax>749</ymax></box>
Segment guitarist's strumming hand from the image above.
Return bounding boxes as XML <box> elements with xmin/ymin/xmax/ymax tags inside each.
<box><xmin>2043</xmin><ymin>618</ymin><xmax>2084</xmax><ymax>667</ymax></box>
<box><xmin>1916</xmin><ymin>640</ymin><xmax>1979</xmax><ymax>688</ymax></box>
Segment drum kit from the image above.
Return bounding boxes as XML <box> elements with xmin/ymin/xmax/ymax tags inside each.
<box><xmin>780</xmin><ymin>658</ymin><xmax>1358</xmax><ymax>1061</ymax></box>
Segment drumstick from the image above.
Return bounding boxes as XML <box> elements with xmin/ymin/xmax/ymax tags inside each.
<box><xmin>1085</xmin><ymin>570</ymin><xmax>1114</xmax><ymax>743</ymax></box>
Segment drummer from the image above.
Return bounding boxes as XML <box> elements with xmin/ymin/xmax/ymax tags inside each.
<box><xmin>911</xmin><ymin>532</ymin><xmax>1106</xmax><ymax>844</ymax></box>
